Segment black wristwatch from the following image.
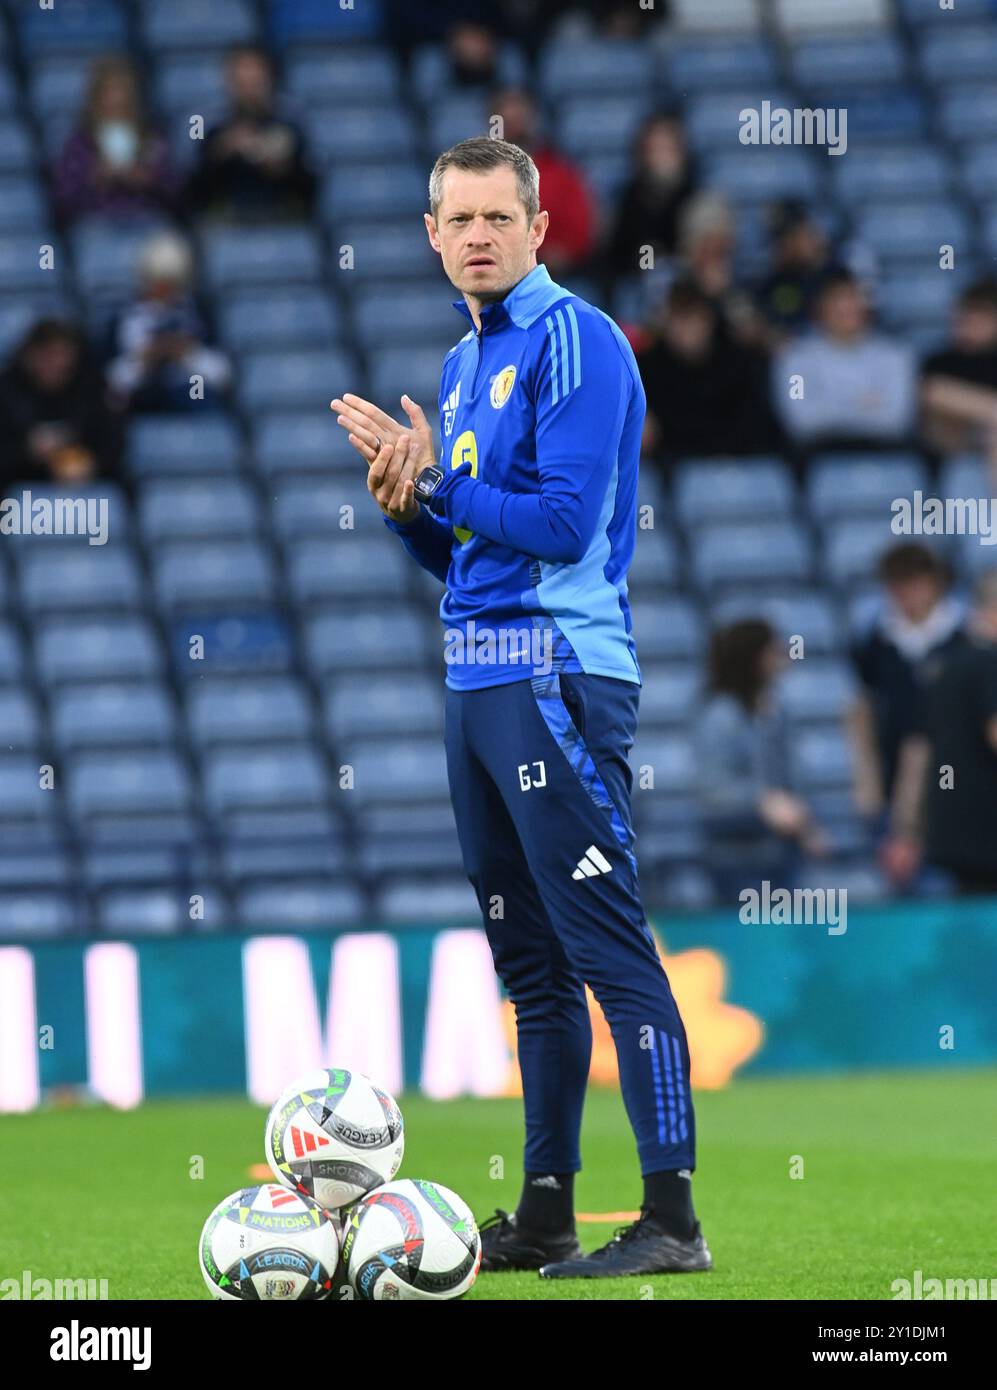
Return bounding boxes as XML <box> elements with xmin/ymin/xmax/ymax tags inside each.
<box><xmin>413</xmin><ymin>465</ymin><xmax>445</xmax><ymax>503</ymax></box>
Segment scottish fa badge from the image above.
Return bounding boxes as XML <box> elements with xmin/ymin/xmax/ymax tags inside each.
<box><xmin>490</xmin><ymin>365</ymin><xmax>516</xmax><ymax>409</ymax></box>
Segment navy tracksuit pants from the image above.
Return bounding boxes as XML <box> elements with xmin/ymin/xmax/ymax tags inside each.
<box><xmin>445</xmin><ymin>668</ymin><xmax>696</xmax><ymax>1177</ymax></box>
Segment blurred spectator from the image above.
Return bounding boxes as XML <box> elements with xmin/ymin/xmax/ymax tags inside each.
<box><xmin>675</xmin><ymin>191</ymin><xmax>763</xmax><ymax>347</ymax></box>
<box><xmin>606</xmin><ymin>112</ymin><xmax>696</xmax><ymax>279</ymax></box>
<box><xmin>53</xmin><ymin>56</ymin><xmax>180</xmax><ymax>225</ymax></box>
<box><xmin>915</xmin><ymin>569</ymin><xmax>997</xmax><ymax>895</ymax></box>
<box><xmin>693</xmin><ymin>620</ymin><xmax>827</xmax><ymax>900</ymax></box>
<box><xmin>848</xmin><ymin>544</ymin><xmax>965</xmax><ymax>831</ymax></box>
<box><xmin>493</xmin><ymin>87</ymin><xmax>595</xmax><ymax>276</ymax></box>
<box><xmin>445</xmin><ymin>21</ymin><xmax>500</xmax><ymax>88</ymax></box>
<box><xmin>189</xmin><ymin>47</ymin><xmax>315</xmax><ymax>223</ymax></box>
<box><xmin>773</xmin><ymin>271</ymin><xmax>916</xmax><ymax>453</ymax></box>
<box><xmin>107</xmin><ymin>232</ymin><xmax>231</xmax><ymax>414</ymax></box>
<box><xmin>921</xmin><ymin>278</ymin><xmax>997</xmax><ymax>478</ymax></box>
<box><xmin>0</xmin><ymin>319</ymin><xmax>123</xmax><ymax>491</ymax></box>
<box><xmin>639</xmin><ymin>280</ymin><xmax>781</xmax><ymax>462</ymax></box>
<box><xmin>754</xmin><ymin>201</ymin><xmax>842</xmax><ymax>340</ymax></box>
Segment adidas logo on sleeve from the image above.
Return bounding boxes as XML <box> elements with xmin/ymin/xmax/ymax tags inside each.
<box><xmin>572</xmin><ymin>845</ymin><xmax>612</xmax><ymax>881</ymax></box>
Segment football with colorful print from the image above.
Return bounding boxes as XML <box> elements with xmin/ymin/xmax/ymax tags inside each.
<box><xmin>198</xmin><ymin>1184</ymin><xmax>339</xmax><ymax>1301</ymax></box>
<box><xmin>264</xmin><ymin>1067</ymin><xmax>405</xmax><ymax>1210</ymax></box>
<box><xmin>341</xmin><ymin>1178</ymin><xmax>481</xmax><ymax>1301</ymax></box>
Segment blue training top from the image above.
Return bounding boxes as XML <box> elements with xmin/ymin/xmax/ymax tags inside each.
<box><xmin>385</xmin><ymin>263</ymin><xmax>645</xmax><ymax>692</ymax></box>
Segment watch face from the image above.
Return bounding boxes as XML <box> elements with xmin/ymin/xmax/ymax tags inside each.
<box><xmin>415</xmin><ymin>466</ymin><xmax>444</xmax><ymax>499</ymax></box>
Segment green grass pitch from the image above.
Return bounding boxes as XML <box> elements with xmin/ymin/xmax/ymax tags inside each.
<box><xmin>3</xmin><ymin>1069</ymin><xmax>994</xmax><ymax>1301</ymax></box>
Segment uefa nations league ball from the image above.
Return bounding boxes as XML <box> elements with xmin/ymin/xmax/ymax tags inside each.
<box><xmin>341</xmin><ymin>1178</ymin><xmax>482</xmax><ymax>1301</ymax></box>
<box><xmin>199</xmin><ymin>1184</ymin><xmax>339</xmax><ymax>1301</ymax></box>
<box><xmin>265</xmin><ymin>1067</ymin><xmax>404</xmax><ymax>1210</ymax></box>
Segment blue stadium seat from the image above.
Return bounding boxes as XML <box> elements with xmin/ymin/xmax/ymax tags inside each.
<box><xmin>152</xmin><ymin>540</ymin><xmax>277</xmax><ymax>612</ymax></box>
<box><xmin>272</xmin><ymin>477</ymin><xmax>386</xmax><ymax>540</ymax></box>
<box><xmin>201</xmin><ymin>225</ymin><xmax>323</xmax><ymax>290</ymax></box>
<box><xmin>28</xmin><ymin>56</ymin><xmax>97</xmax><ymax>118</ymax></box>
<box><xmin>773</xmin><ymin>0</ymin><xmax>891</xmax><ymax>33</ymax></box>
<box><xmin>425</xmin><ymin>95</ymin><xmax>489</xmax><ymax>154</ymax></box>
<box><xmin>629</xmin><ymin>733</ymin><xmax>698</xmax><ymax>794</ymax></box>
<box><xmin>140</xmin><ymin>0</ymin><xmax>257</xmax><ymax>51</ymax></box>
<box><xmin>218</xmin><ymin>289</ymin><xmax>342</xmax><ymax>351</ymax></box>
<box><xmin>252</xmin><ymin>413</ymin><xmax>358</xmax><ymax>477</ymax></box>
<box><xmin>72</xmin><ymin>220</ymin><xmax>173</xmax><ymax>298</ymax></box>
<box><xmin>82</xmin><ymin>844</ymin><xmax>216</xmax><ymax>890</ymax></box>
<box><xmin>304</xmin><ymin>609</ymin><xmax>430</xmax><ymax>675</ymax></box>
<box><xmin>138</xmin><ymin>478</ymin><xmax>261</xmax><ymax>544</ymax></box>
<box><xmin>237</xmin><ymin>879</ymin><xmax>366</xmax><ymax>928</ymax></box>
<box><xmin>0</xmin><ymin>892</ymin><xmax>81</xmax><ymax>939</ymax></box>
<box><xmin>321</xmin><ymin>164</ymin><xmax>427</xmax><ymax>222</ymax></box>
<box><xmin>807</xmin><ymin>453</ymin><xmax>927</xmax><ymax>520</ymax></box>
<box><xmin>126</xmin><ymin>415</ymin><xmax>243</xmax><ymax>479</ymax></box>
<box><xmin>829</xmin><ymin>90</ymin><xmax>926</xmax><ymax>143</ymax></box>
<box><xmin>324</xmin><ymin>673</ymin><xmax>443</xmax><ymax>741</ymax></box>
<box><xmin>832</xmin><ymin>146</ymin><xmax>948</xmax><ymax>205</ymax></box>
<box><xmin>876</xmin><ymin>271</ymin><xmax>965</xmax><ymax>331</ymax></box>
<box><xmin>0</xmin><ymin>67</ymin><xmax>17</xmax><ymax>114</ymax></box>
<box><xmin>351</xmin><ymin>283</ymin><xmax>462</xmax><ymax>350</ymax></box>
<box><xmin>336</xmin><ymin>220</ymin><xmax>440</xmax><ymax>280</ymax></box>
<box><xmin>635</xmin><ymin>664</ymin><xmax>702</xmax><ymax>728</ymax></box>
<box><xmin>822</xmin><ymin>517</ymin><xmax>909</xmax><ymax>587</ymax></box>
<box><xmin>673</xmin><ymin>458</ymin><xmax>797</xmax><ymax>526</ymax></box>
<box><xmin>0</xmin><ymin>848</ymin><xmax>73</xmax><ymax>889</ymax></box>
<box><xmin>683</xmin><ymin>89</ymin><xmax>796</xmax><ymax>151</ymax></box>
<box><xmin>0</xmin><ymin>620</ymin><xmax>26</xmax><ymax>681</ymax></box>
<box><xmin>269</xmin><ymin>0</ymin><xmax>384</xmax><ymax>45</ymax></box>
<box><xmin>0</xmin><ymin>687</ymin><xmax>42</xmax><ymax>750</ymax></box>
<box><xmin>666</xmin><ymin>38</ymin><xmax>777</xmax><ymax>90</ymax></box>
<box><xmin>287</xmin><ymin>48</ymin><xmax>401</xmax><ymax>105</ymax></box>
<box><xmin>34</xmin><ymin>616</ymin><xmax>163</xmax><ymax>684</ymax></box>
<box><xmin>287</xmin><ymin>536</ymin><xmax>408</xmax><ymax>606</ymax></box>
<box><xmin>237</xmin><ymin>350</ymin><xmax>358</xmax><ymax>413</ymax></box>
<box><xmin>50</xmin><ymin>683</ymin><xmax>177</xmax><ymax>751</ymax></box>
<box><xmin>65</xmin><ymin>751</ymin><xmax>194</xmax><ymax>821</ymax></box>
<box><xmin>711</xmin><ymin>590</ymin><xmax>845</xmax><ymax>654</ymax></box>
<box><xmin>704</xmin><ymin>150</ymin><xmax>823</xmax><ymax>203</ymax></box>
<box><xmin>557</xmin><ymin>97</ymin><xmax>650</xmax><ymax>158</ymax></box>
<box><xmin>690</xmin><ymin>522</ymin><xmax>812</xmax><ymax>589</ymax></box>
<box><xmin>787</xmin><ymin>34</ymin><xmax>906</xmax><ymax>87</ymax></box>
<box><xmin>627</xmin><ymin>529</ymin><xmax>682</xmax><ymax>593</ymax></box>
<box><xmin>539</xmin><ymin>39</ymin><xmax>655</xmax><ymax>101</ymax></box>
<box><xmin>96</xmin><ymin>886</ymin><xmax>230</xmax><ymax>935</ymax></box>
<box><xmin>221</xmin><ymin>837</ymin><xmax>347</xmax><ymax>885</ymax></box>
<box><xmin>939</xmin><ymin>87</ymin><xmax>997</xmax><ymax>146</ymax></box>
<box><xmin>0</xmin><ymin>756</ymin><xmax>64</xmax><ymax>830</ymax></box>
<box><xmin>369</xmin><ymin>346</ymin><xmax>453</xmax><ymax>410</ymax></box>
<box><xmin>777</xmin><ymin>659</ymin><xmax>856</xmax><ymax>723</ymax></box>
<box><xmin>201</xmin><ymin>746</ymin><xmax>328</xmax><ymax>817</ymax></box>
<box><xmin>17</xmin><ymin>0</ymin><xmax>127</xmax><ymax>54</ymax></box>
<box><xmin>153</xmin><ymin>54</ymin><xmax>228</xmax><ymax>117</ymax></box>
<box><xmin>0</xmin><ymin>178</ymin><xmax>49</xmax><ymax>232</ymax></box>
<box><xmin>349</xmin><ymin>738</ymin><xmax>451</xmax><ymax>805</ymax></box>
<box><xmin>170</xmin><ymin>614</ymin><xmax>294</xmax><ymax>676</ymax></box>
<box><xmin>918</xmin><ymin>25</ymin><xmax>997</xmax><ymax>83</ymax></box>
<box><xmin>791</xmin><ymin>726</ymin><xmax>854</xmax><ymax>790</ymax></box>
<box><xmin>855</xmin><ymin>201</ymin><xmax>971</xmax><ymax>261</ymax></box>
<box><xmin>305</xmin><ymin>107</ymin><xmax>418</xmax><ymax>167</ymax></box>
<box><xmin>0</xmin><ymin>233</ymin><xmax>67</xmax><ymax>291</ymax></box>
<box><xmin>360</xmin><ymin>829</ymin><xmax>464</xmax><ymax>879</ymax></box>
<box><xmin>939</xmin><ymin>454</ymin><xmax>990</xmax><ymax>500</ymax></box>
<box><xmin>377</xmin><ymin>876</ymin><xmax>477</xmax><ymax>924</ymax></box>
<box><xmin>898</xmin><ymin>0</ymin><xmax>994</xmax><ymax>20</ymax></box>
<box><xmin>186</xmin><ymin>677</ymin><xmax>314</xmax><ymax>747</ymax></box>
<box><xmin>16</xmin><ymin>547</ymin><xmax>143</xmax><ymax>614</ymax></box>
<box><xmin>629</xmin><ymin>597</ymin><xmax>707</xmax><ymax>660</ymax></box>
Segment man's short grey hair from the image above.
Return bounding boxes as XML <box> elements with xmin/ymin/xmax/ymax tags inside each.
<box><xmin>428</xmin><ymin>137</ymin><xmax>540</xmax><ymax>223</ymax></box>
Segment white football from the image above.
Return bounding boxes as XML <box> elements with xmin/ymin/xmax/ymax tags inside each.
<box><xmin>341</xmin><ymin>1178</ymin><xmax>481</xmax><ymax>1301</ymax></box>
<box><xmin>265</xmin><ymin>1067</ymin><xmax>404</xmax><ymax>1210</ymax></box>
<box><xmin>198</xmin><ymin>1184</ymin><xmax>339</xmax><ymax>1300</ymax></box>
